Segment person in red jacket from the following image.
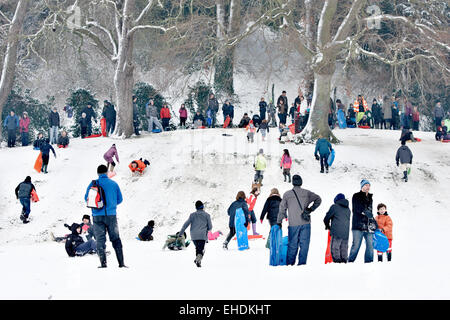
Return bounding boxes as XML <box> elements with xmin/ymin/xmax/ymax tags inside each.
<box><xmin>246</xmin><ymin>187</ymin><xmax>260</xmax><ymax>235</ymax></box>
<box><xmin>375</xmin><ymin>203</ymin><xmax>393</xmax><ymax>262</ymax></box>
<box><xmin>129</xmin><ymin>159</ymin><xmax>150</xmax><ymax>175</ymax></box>
<box><xmin>160</xmin><ymin>103</ymin><xmax>171</xmax><ymax>131</ymax></box>
<box><xmin>412</xmin><ymin>106</ymin><xmax>420</xmax><ymax>131</ymax></box>
<box><xmin>19</xmin><ymin>111</ymin><xmax>31</xmax><ymax>146</ymax></box>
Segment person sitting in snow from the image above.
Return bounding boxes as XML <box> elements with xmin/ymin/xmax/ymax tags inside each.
<box><xmin>57</xmin><ymin>130</ymin><xmax>70</xmax><ymax>148</ymax></box>
<box><xmin>399</xmin><ymin>127</ymin><xmax>416</xmax><ymax>143</ymax></box>
<box><xmin>396</xmin><ymin>140</ymin><xmax>413</xmax><ymax>182</ymax></box>
<box><xmin>129</xmin><ymin>158</ymin><xmax>150</xmax><ymax>175</ymax></box>
<box><xmin>435</xmin><ymin>120</ymin><xmax>448</xmax><ymax>141</ymax></box>
<box><xmin>238</xmin><ymin>113</ymin><xmax>251</xmax><ymax>128</ymax></box>
<box><xmin>163</xmin><ymin>232</ymin><xmax>190</xmax><ymax>250</ymax></box>
<box><xmin>358</xmin><ymin>115</ymin><xmax>370</xmax><ymax>127</ymax></box>
<box><xmin>279</xmin><ymin>123</ymin><xmax>293</xmax><ymax>143</ymax></box>
<box><xmin>138</xmin><ymin>220</ymin><xmax>155</xmax><ymax>241</ymax></box>
<box><xmin>51</xmin><ymin>215</ymin><xmax>95</xmax><ymax>242</ymax></box>
<box><xmin>193</xmin><ymin>111</ymin><xmax>205</xmax><ymax>128</ymax></box>
<box><xmin>65</xmin><ymin>223</ymin><xmax>97</xmax><ymax>257</ymax></box>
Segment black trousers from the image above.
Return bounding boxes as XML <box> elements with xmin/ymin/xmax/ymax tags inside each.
<box><xmin>193</xmin><ymin>240</ymin><xmax>206</xmax><ymax>256</ymax></box>
<box><xmin>320</xmin><ymin>154</ymin><xmax>329</xmax><ymax>171</ymax></box>
<box><xmin>7</xmin><ymin>129</ymin><xmax>16</xmax><ymax>147</ymax></box>
<box><xmin>225</xmin><ymin>227</ymin><xmax>236</xmax><ymax>244</ymax></box>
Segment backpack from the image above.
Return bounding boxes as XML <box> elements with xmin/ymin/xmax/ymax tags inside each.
<box><xmin>86</xmin><ymin>180</ymin><xmax>106</xmax><ymax>209</ymax></box>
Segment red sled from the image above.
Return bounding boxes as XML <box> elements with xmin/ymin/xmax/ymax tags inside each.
<box><xmin>442</xmin><ymin>140</ymin><xmax>450</xmax><ymax>143</ymax></box>
<box><xmin>288</xmin><ymin>123</ymin><xmax>295</xmax><ymax>134</ymax></box>
<box><xmin>223</xmin><ymin>116</ymin><xmax>231</xmax><ymax>128</ymax></box>
<box><xmin>233</xmin><ymin>234</ymin><xmax>264</xmax><ymax>240</ymax></box>
<box><xmin>85</xmin><ymin>133</ymin><xmax>102</xmax><ymax>139</ymax></box>
<box><xmin>415</xmin><ymin>138</ymin><xmax>422</xmax><ymax>142</ymax></box>
<box><xmin>325</xmin><ymin>231</ymin><xmax>332</xmax><ymax>264</ymax></box>
<box><xmin>34</xmin><ymin>152</ymin><xmax>43</xmax><ymax>173</ymax></box>
<box><xmin>358</xmin><ymin>125</ymin><xmax>371</xmax><ymax>129</ymax></box>
<box><xmin>31</xmin><ymin>189</ymin><xmax>39</xmax><ymax>203</ymax></box>
<box><xmin>100</xmin><ymin>118</ymin><xmax>107</xmax><ymax>137</ymax></box>
<box><xmin>57</xmin><ymin>145</ymin><xmax>68</xmax><ymax>148</ymax></box>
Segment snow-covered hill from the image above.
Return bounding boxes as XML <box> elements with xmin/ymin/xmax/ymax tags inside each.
<box><xmin>1</xmin><ymin>127</ymin><xmax>449</xmax><ymax>299</ymax></box>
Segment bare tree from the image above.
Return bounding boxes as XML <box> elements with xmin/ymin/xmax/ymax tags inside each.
<box><xmin>49</xmin><ymin>0</ymin><xmax>180</xmax><ymax>138</ymax></box>
<box><xmin>278</xmin><ymin>0</ymin><xmax>450</xmax><ymax>142</ymax></box>
<box><xmin>0</xmin><ymin>0</ymin><xmax>29</xmax><ymax>141</ymax></box>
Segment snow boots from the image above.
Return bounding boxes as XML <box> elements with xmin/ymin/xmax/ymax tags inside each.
<box><xmin>378</xmin><ymin>252</ymin><xmax>391</xmax><ymax>262</ymax></box>
<box><xmin>41</xmin><ymin>164</ymin><xmax>48</xmax><ymax>174</ymax></box>
<box><xmin>403</xmin><ymin>171</ymin><xmax>408</xmax><ymax>182</ymax></box>
<box><xmin>115</xmin><ymin>246</ymin><xmax>127</xmax><ymax>268</ymax></box>
<box><xmin>378</xmin><ymin>255</ymin><xmax>383</xmax><ymax>262</ymax></box>
<box><xmin>194</xmin><ymin>254</ymin><xmax>203</xmax><ymax>267</ymax></box>
<box><xmin>223</xmin><ymin>242</ymin><xmax>228</xmax><ymax>250</ymax></box>
<box><xmin>252</xmin><ymin>223</ymin><xmax>259</xmax><ymax>236</ymax></box>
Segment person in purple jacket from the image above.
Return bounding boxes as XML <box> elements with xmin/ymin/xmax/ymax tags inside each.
<box><xmin>103</xmin><ymin>144</ymin><xmax>120</xmax><ymax>172</ymax></box>
<box><xmin>179</xmin><ymin>103</ymin><xmax>188</xmax><ymax>128</ymax></box>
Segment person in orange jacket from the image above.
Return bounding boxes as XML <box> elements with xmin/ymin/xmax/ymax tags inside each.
<box><xmin>353</xmin><ymin>95</ymin><xmax>368</xmax><ymax>123</ymax></box>
<box><xmin>160</xmin><ymin>103</ymin><xmax>171</xmax><ymax>131</ymax></box>
<box><xmin>129</xmin><ymin>159</ymin><xmax>150</xmax><ymax>175</ymax></box>
<box><xmin>375</xmin><ymin>203</ymin><xmax>393</xmax><ymax>262</ymax></box>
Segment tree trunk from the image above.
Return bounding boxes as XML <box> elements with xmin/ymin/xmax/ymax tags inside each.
<box><xmin>0</xmin><ymin>0</ymin><xmax>29</xmax><ymax>141</ymax></box>
<box><xmin>214</xmin><ymin>47</ymin><xmax>235</xmax><ymax>97</ymax></box>
<box><xmin>113</xmin><ymin>0</ymin><xmax>135</xmax><ymax>138</ymax></box>
<box><xmin>301</xmin><ymin>72</ymin><xmax>338</xmax><ymax>143</ymax></box>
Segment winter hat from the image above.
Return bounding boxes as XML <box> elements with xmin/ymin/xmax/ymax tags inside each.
<box><xmin>82</xmin><ymin>214</ymin><xmax>91</xmax><ymax>221</ymax></box>
<box><xmin>97</xmin><ymin>164</ymin><xmax>108</xmax><ymax>174</ymax></box>
<box><xmin>360</xmin><ymin>179</ymin><xmax>371</xmax><ymax>189</ymax></box>
<box><xmin>259</xmin><ymin>148</ymin><xmax>264</xmax><ymax>154</ymax></box>
<box><xmin>24</xmin><ymin>176</ymin><xmax>31</xmax><ymax>183</ymax></box>
<box><xmin>292</xmin><ymin>175</ymin><xmax>302</xmax><ymax>186</ymax></box>
<box><xmin>195</xmin><ymin>200</ymin><xmax>204</xmax><ymax>210</ymax></box>
<box><xmin>148</xmin><ymin>220</ymin><xmax>155</xmax><ymax>227</ymax></box>
<box><xmin>70</xmin><ymin>223</ymin><xmax>81</xmax><ymax>233</ymax></box>
<box><xmin>334</xmin><ymin>193</ymin><xmax>345</xmax><ymax>204</ymax></box>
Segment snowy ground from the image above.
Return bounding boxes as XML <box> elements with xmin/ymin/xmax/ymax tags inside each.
<box><xmin>1</xmin><ymin>127</ymin><xmax>450</xmax><ymax>299</ymax></box>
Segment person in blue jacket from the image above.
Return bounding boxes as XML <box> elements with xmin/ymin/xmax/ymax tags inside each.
<box><xmin>223</xmin><ymin>191</ymin><xmax>250</xmax><ymax>250</ymax></box>
<box><xmin>314</xmin><ymin>135</ymin><xmax>333</xmax><ymax>173</ymax></box>
<box><xmin>4</xmin><ymin>110</ymin><xmax>19</xmax><ymax>147</ymax></box>
<box><xmin>84</xmin><ymin>164</ymin><xmax>125</xmax><ymax>268</ymax></box>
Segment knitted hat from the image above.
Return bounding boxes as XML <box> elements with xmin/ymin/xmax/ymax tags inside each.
<box><xmin>360</xmin><ymin>179</ymin><xmax>371</xmax><ymax>189</ymax></box>
<box><xmin>292</xmin><ymin>175</ymin><xmax>302</xmax><ymax>186</ymax></box>
<box><xmin>82</xmin><ymin>214</ymin><xmax>91</xmax><ymax>221</ymax></box>
<box><xmin>148</xmin><ymin>220</ymin><xmax>155</xmax><ymax>227</ymax></box>
<box><xmin>259</xmin><ymin>148</ymin><xmax>264</xmax><ymax>154</ymax></box>
<box><xmin>334</xmin><ymin>193</ymin><xmax>345</xmax><ymax>204</ymax></box>
<box><xmin>24</xmin><ymin>176</ymin><xmax>31</xmax><ymax>183</ymax></box>
<box><xmin>195</xmin><ymin>200</ymin><xmax>204</xmax><ymax>210</ymax></box>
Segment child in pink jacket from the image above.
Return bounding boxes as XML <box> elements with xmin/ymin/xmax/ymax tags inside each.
<box><xmin>280</xmin><ymin>149</ymin><xmax>292</xmax><ymax>183</ymax></box>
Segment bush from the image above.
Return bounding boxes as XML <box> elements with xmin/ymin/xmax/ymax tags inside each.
<box><xmin>184</xmin><ymin>81</ymin><xmax>213</xmax><ymax>121</ymax></box>
<box><xmin>1</xmin><ymin>88</ymin><xmax>54</xmax><ymax>144</ymax></box>
<box><xmin>66</xmin><ymin>89</ymin><xmax>99</xmax><ymax>137</ymax></box>
<box><xmin>133</xmin><ymin>82</ymin><xmax>165</xmax><ymax>131</ymax></box>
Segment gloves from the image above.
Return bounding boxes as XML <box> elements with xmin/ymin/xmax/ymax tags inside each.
<box><xmin>325</xmin><ymin>224</ymin><xmax>330</xmax><ymax>230</ymax></box>
<box><xmin>277</xmin><ymin>223</ymin><xmax>282</xmax><ymax>228</ymax></box>
<box><xmin>280</xmin><ymin>166</ymin><xmax>282</xmax><ymax>169</ymax></box>
<box><xmin>244</xmin><ymin>222</ymin><xmax>248</xmax><ymax>228</ymax></box>
<box><xmin>315</xmin><ymin>154</ymin><xmax>319</xmax><ymax>161</ymax></box>
<box><xmin>260</xmin><ymin>219</ymin><xmax>263</xmax><ymax>224</ymax></box>
<box><xmin>396</xmin><ymin>161</ymin><xmax>399</xmax><ymax>166</ymax></box>
<box><xmin>304</xmin><ymin>207</ymin><xmax>312</xmax><ymax>214</ymax></box>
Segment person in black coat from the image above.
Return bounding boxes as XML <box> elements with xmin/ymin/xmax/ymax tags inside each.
<box><xmin>323</xmin><ymin>193</ymin><xmax>351</xmax><ymax>263</ymax></box>
<box><xmin>193</xmin><ymin>111</ymin><xmax>206</xmax><ymax>126</ymax></box>
<box><xmin>223</xmin><ymin>191</ymin><xmax>250</xmax><ymax>250</ymax></box>
<box><xmin>348</xmin><ymin>180</ymin><xmax>378</xmax><ymax>263</ymax></box>
<box><xmin>81</xmin><ymin>104</ymin><xmax>97</xmax><ymax>136</ymax></box>
<box><xmin>259</xmin><ymin>98</ymin><xmax>267</xmax><ymax>120</ymax></box>
<box><xmin>252</xmin><ymin>114</ymin><xmax>261</xmax><ymax>127</ymax></box>
<box><xmin>260</xmin><ymin>188</ymin><xmax>282</xmax><ymax>248</ymax></box>
<box><xmin>138</xmin><ymin>220</ymin><xmax>155</xmax><ymax>241</ymax></box>
<box><xmin>102</xmin><ymin>100</ymin><xmax>116</xmax><ymax>136</ymax></box>
<box><xmin>238</xmin><ymin>113</ymin><xmax>251</xmax><ymax>128</ymax></box>
<box><xmin>33</xmin><ymin>132</ymin><xmax>45</xmax><ymax>150</ymax></box>
<box><xmin>371</xmin><ymin>99</ymin><xmax>382</xmax><ymax>129</ymax></box>
<box><xmin>65</xmin><ymin>223</ymin><xmax>97</xmax><ymax>257</ymax></box>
